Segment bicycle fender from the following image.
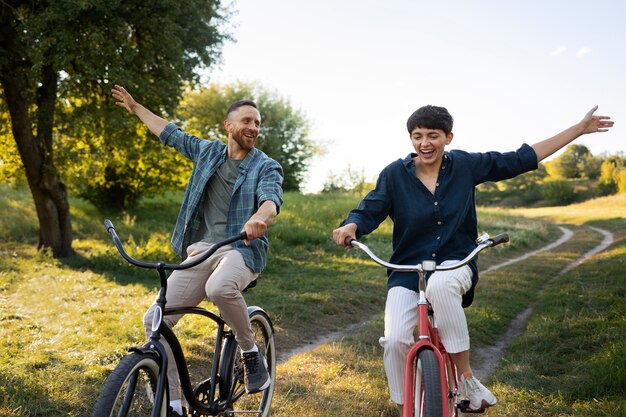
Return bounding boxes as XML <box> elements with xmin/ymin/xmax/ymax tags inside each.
<box><xmin>246</xmin><ymin>306</ymin><xmax>274</xmax><ymax>331</ymax></box>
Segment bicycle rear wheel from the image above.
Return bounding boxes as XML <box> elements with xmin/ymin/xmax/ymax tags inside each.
<box><xmin>414</xmin><ymin>349</ymin><xmax>444</xmax><ymax>417</ymax></box>
<box><xmin>221</xmin><ymin>308</ymin><xmax>276</xmax><ymax>417</ymax></box>
<box><xmin>92</xmin><ymin>351</ymin><xmax>167</xmax><ymax>417</ymax></box>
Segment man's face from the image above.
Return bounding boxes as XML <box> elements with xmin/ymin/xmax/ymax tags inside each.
<box><xmin>410</xmin><ymin>127</ymin><xmax>453</xmax><ymax>165</ymax></box>
<box><xmin>225</xmin><ymin>105</ymin><xmax>261</xmax><ymax>151</ymax></box>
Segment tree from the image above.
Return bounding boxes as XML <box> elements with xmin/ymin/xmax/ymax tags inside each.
<box><xmin>0</xmin><ymin>98</ymin><xmax>25</xmax><ymax>183</ymax></box>
<box><xmin>322</xmin><ymin>165</ymin><xmax>371</xmax><ymax>196</ymax></box>
<box><xmin>178</xmin><ymin>81</ymin><xmax>318</xmax><ymax>191</ymax></box>
<box><xmin>498</xmin><ymin>164</ymin><xmax>548</xmax><ymax>191</ymax></box>
<box><xmin>597</xmin><ymin>155</ymin><xmax>626</xmax><ymax>196</ymax></box>
<box><xmin>0</xmin><ymin>0</ymin><xmax>229</xmax><ymax>256</ymax></box>
<box><xmin>551</xmin><ymin>144</ymin><xmax>593</xmax><ymax>179</ymax></box>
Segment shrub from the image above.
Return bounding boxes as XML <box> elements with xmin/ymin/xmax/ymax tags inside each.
<box><xmin>540</xmin><ymin>180</ymin><xmax>577</xmax><ymax>206</ymax></box>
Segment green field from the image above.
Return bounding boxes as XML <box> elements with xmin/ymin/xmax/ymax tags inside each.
<box><xmin>1</xmin><ymin>185</ymin><xmax>624</xmax><ymax>416</ymax></box>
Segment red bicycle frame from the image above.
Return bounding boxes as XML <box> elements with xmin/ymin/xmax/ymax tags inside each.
<box><xmin>402</xmin><ymin>287</ymin><xmax>458</xmax><ymax>417</ymax></box>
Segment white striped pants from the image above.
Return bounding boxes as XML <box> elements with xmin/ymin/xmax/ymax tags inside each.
<box><xmin>379</xmin><ymin>263</ymin><xmax>473</xmax><ymax>404</ymax></box>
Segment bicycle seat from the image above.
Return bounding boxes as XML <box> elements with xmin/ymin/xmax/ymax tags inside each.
<box><xmin>243</xmin><ymin>279</ymin><xmax>257</xmax><ymax>292</ymax></box>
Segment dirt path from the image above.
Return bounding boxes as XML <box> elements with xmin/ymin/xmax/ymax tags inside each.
<box><xmin>278</xmin><ymin>226</ymin><xmax>613</xmax><ymax>372</ymax></box>
<box><xmin>473</xmin><ymin>225</ymin><xmax>614</xmax><ymax>380</ymax></box>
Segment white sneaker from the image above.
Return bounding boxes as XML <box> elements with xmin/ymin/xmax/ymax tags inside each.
<box><xmin>459</xmin><ymin>373</ymin><xmax>497</xmax><ymax>411</ymax></box>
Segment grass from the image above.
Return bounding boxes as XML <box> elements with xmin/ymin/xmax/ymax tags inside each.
<box><xmin>0</xmin><ymin>183</ymin><xmax>623</xmax><ymax>416</ymax></box>
<box><xmin>486</xmin><ymin>194</ymin><xmax>626</xmax><ymax>417</ymax></box>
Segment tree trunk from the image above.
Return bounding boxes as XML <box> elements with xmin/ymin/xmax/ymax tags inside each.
<box><xmin>1</xmin><ymin>71</ymin><xmax>75</xmax><ymax>258</ymax></box>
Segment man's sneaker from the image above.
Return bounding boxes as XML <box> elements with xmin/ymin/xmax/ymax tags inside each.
<box><xmin>459</xmin><ymin>373</ymin><xmax>497</xmax><ymax>411</ymax></box>
<box><xmin>242</xmin><ymin>351</ymin><xmax>270</xmax><ymax>394</ymax></box>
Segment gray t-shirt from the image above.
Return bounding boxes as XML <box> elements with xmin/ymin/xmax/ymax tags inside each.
<box><xmin>195</xmin><ymin>158</ymin><xmax>242</xmax><ymax>243</ymax></box>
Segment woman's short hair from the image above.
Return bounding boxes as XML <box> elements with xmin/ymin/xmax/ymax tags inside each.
<box><xmin>406</xmin><ymin>105</ymin><xmax>454</xmax><ymax>135</ymax></box>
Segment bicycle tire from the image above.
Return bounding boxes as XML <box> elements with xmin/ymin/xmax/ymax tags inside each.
<box><xmin>92</xmin><ymin>351</ymin><xmax>167</xmax><ymax>417</ymax></box>
<box><xmin>414</xmin><ymin>349</ymin><xmax>444</xmax><ymax>417</ymax></box>
<box><xmin>220</xmin><ymin>308</ymin><xmax>276</xmax><ymax>417</ymax></box>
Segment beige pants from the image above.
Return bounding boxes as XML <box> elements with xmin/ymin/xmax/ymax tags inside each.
<box><xmin>379</xmin><ymin>263</ymin><xmax>473</xmax><ymax>404</ymax></box>
<box><xmin>143</xmin><ymin>242</ymin><xmax>258</xmax><ymax>400</ymax></box>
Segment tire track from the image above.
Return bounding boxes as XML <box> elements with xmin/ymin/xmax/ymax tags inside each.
<box><xmin>473</xmin><ymin>226</ymin><xmax>614</xmax><ymax>380</ymax></box>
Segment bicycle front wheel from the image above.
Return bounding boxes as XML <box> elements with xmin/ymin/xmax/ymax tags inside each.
<box><xmin>414</xmin><ymin>349</ymin><xmax>444</xmax><ymax>417</ymax></box>
<box><xmin>222</xmin><ymin>308</ymin><xmax>276</xmax><ymax>417</ymax></box>
<box><xmin>92</xmin><ymin>351</ymin><xmax>167</xmax><ymax>417</ymax></box>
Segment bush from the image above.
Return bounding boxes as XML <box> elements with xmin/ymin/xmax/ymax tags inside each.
<box><xmin>540</xmin><ymin>180</ymin><xmax>577</xmax><ymax>206</ymax></box>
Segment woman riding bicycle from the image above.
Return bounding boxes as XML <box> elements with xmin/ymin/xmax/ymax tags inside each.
<box><xmin>112</xmin><ymin>85</ymin><xmax>284</xmax><ymax>417</ymax></box>
<box><xmin>332</xmin><ymin>105</ymin><xmax>613</xmax><ymax>414</ymax></box>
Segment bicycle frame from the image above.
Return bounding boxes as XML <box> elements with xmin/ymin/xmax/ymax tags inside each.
<box><xmin>161</xmin><ymin>307</ymin><xmax>236</xmax><ymax>415</ymax></box>
<box><xmin>401</xmin><ymin>268</ymin><xmax>456</xmax><ymax>417</ymax></box>
<box><xmin>349</xmin><ymin>233</ymin><xmax>509</xmax><ymax>417</ymax></box>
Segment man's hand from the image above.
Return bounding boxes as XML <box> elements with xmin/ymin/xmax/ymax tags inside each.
<box><xmin>242</xmin><ymin>217</ymin><xmax>268</xmax><ymax>246</ymax></box>
<box><xmin>111</xmin><ymin>85</ymin><xmax>138</xmax><ymax>115</ymax></box>
<box><xmin>241</xmin><ymin>201</ymin><xmax>277</xmax><ymax>246</ymax></box>
<box><xmin>578</xmin><ymin>105</ymin><xmax>614</xmax><ymax>135</ymax></box>
<box><xmin>111</xmin><ymin>84</ymin><xmax>168</xmax><ymax>137</ymax></box>
<box><xmin>332</xmin><ymin>223</ymin><xmax>358</xmax><ymax>249</ymax></box>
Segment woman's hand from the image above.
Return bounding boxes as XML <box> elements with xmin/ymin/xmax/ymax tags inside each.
<box><xmin>332</xmin><ymin>223</ymin><xmax>358</xmax><ymax>249</ymax></box>
<box><xmin>579</xmin><ymin>105</ymin><xmax>614</xmax><ymax>135</ymax></box>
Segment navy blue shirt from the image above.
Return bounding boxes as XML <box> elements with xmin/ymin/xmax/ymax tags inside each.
<box><xmin>342</xmin><ymin>144</ymin><xmax>538</xmax><ymax>307</ymax></box>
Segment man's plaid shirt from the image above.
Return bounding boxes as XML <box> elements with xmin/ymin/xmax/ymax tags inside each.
<box><xmin>160</xmin><ymin>123</ymin><xmax>284</xmax><ymax>273</ymax></box>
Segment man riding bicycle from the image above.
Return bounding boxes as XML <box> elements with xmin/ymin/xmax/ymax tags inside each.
<box><xmin>112</xmin><ymin>85</ymin><xmax>283</xmax><ymax>417</ymax></box>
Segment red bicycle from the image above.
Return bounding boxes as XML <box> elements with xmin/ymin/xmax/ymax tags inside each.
<box><xmin>348</xmin><ymin>232</ymin><xmax>509</xmax><ymax>417</ymax></box>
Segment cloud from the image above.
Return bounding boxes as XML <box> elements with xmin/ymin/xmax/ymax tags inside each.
<box><xmin>576</xmin><ymin>47</ymin><xmax>592</xmax><ymax>58</ymax></box>
<box><xmin>550</xmin><ymin>46</ymin><xmax>567</xmax><ymax>56</ymax></box>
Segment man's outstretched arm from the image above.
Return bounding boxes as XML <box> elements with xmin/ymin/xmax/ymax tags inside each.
<box><xmin>111</xmin><ymin>85</ymin><xmax>168</xmax><ymax>137</ymax></box>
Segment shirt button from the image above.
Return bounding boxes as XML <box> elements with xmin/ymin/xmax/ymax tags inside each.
<box><xmin>431</xmin><ymin>253</ymin><xmax>436</xmax><ymax>258</ymax></box>
<box><xmin>434</xmin><ymin>201</ymin><xmax>439</xmax><ymax>206</ymax></box>
<box><xmin>436</xmin><ymin>182</ymin><xmax>439</xmax><ymax>187</ymax></box>
<box><xmin>437</xmin><ymin>236</ymin><xmax>441</xmax><ymax>240</ymax></box>
<box><xmin>437</xmin><ymin>221</ymin><xmax>442</xmax><ymax>225</ymax></box>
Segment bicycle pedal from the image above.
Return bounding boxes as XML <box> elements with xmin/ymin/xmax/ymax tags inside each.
<box><xmin>457</xmin><ymin>399</ymin><xmax>485</xmax><ymax>413</ymax></box>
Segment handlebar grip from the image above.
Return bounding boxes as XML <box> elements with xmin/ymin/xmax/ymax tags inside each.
<box><xmin>103</xmin><ymin>219</ymin><xmax>115</xmax><ymax>232</ymax></box>
<box><xmin>345</xmin><ymin>237</ymin><xmax>355</xmax><ymax>247</ymax></box>
<box><xmin>489</xmin><ymin>233</ymin><xmax>509</xmax><ymax>246</ymax></box>
<box><xmin>239</xmin><ymin>231</ymin><xmax>248</xmax><ymax>240</ymax></box>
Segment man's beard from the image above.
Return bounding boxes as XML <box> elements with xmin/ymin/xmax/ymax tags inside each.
<box><xmin>232</xmin><ymin>129</ymin><xmax>257</xmax><ymax>150</ymax></box>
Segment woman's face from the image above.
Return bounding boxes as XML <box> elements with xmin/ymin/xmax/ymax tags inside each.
<box><xmin>410</xmin><ymin>127</ymin><xmax>453</xmax><ymax>166</ymax></box>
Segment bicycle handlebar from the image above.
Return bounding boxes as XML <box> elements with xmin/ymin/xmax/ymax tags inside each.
<box><xmin>347</xmin><ymin>232</ymin><xmax>509</xmax><ymax>273</ymax></box>
<box><xmin>103</xmin><ymin>219</ymin><xmax>247</xmax><ymax>271</ymax></box>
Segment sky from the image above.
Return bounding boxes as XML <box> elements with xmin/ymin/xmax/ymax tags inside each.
<box><xmin>206</xmin><ymin>0</ymin><xmax>625</xmax><ymax>193</ymax></box>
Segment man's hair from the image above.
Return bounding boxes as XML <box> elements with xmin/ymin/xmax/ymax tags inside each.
<box><xmin>406</xmin><ymin>105</ymin><xmax>454</xmax><ymax>135</ymax></box>
<box><xmin>227</xmin><ymin>100</ymin><xmax>258</xmax><ymax>118</ymax></box>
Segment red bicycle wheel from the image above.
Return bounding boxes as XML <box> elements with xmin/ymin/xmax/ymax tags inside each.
<box><xmin>413</xmin><ymin>349</ymin><xmax>444</xmax><ymax>417</ymax></box>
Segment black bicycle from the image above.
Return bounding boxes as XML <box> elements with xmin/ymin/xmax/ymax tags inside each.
<box><xmin>92</xmin><ymin>220</ymin><xmax>276</xmax><ymax>417</ymax></box>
